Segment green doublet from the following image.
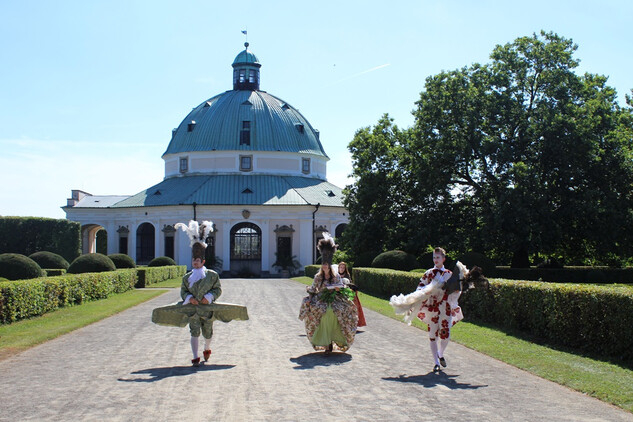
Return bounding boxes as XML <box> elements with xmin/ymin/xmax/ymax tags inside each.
<box><xmin>152</xmin><ymin>269</ymin><xmax>249</xmax><ymax>337</ymax></box>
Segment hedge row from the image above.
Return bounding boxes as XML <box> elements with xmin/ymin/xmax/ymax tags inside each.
<box><xmin>136</xmin><ymin>265</ymin><xmax>187</xmax><ymax>288</ymax></box>
<box><xmin>305</xmin><ymin>265</ymin><xmax>319</xmax><ymax>279</ymax></box>
<box><xmin>0</xmin><ymin>269</ymin><xmax>137</xmax><ymax>324</ymax></box>
<box><xmin>350</xmin><ymin>267</ymin><xmax>633</xmax><ymax>362</ymax></box>
<box><xmin>460</xmin><ymin>280</ymin><xmax>633</xmax><ymax>362</ymax></box>
<box><xmin>44</xmin><ymin>269</ymin><xmax>66</xmax><ymax>276</ymax></box>
<box><xmin>352</xmin><ymin>267</ymin><xmax>419</xmax><ymax>298</ymax></box>
<box><xmin>0</xmin><ymin>217</ymin><xmax>81</xmax><ymax>262</ymax></box>
<box><xmin>493</xmin><ymin>267</ymin><xmax>633</xmax><ymax>284</ymax></box>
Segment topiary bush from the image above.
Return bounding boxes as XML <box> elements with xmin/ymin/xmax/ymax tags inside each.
<box><xmin>0</xmin><ymin>253</ymin><xmax>45</xmax><ymax>280</ymax></box>
<box><xmin>371</xmin><ymin>250</ymin><xmax>420</xmax><ymax>272</ymax></box>
<box><xmin>108</xmin><ymin>253</ymin><xmax>137</xmax><ymax>269</ymax></box>
<box><xmin>29</xmin><ymin>251</ymin><xmax>70</xmax><ymax>270</ymax></box>
<box><xmin>148</xmin><ymin>256</ymin><xmax>177</xmax><ymax>267</ymax></box>
<box><xmin>67</xmin><ymin>253</ymin><xmax>116</xmax><ymax>274</ymax></box>
<box><xmin>456</xmin><ymin>252</ymin><xmax>496</xmax><ymax>276</ymax></box>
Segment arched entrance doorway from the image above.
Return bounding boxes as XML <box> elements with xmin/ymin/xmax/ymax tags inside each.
<box><xmin>230</xmin><ymin>222</ymin><xmax>261</xmax><ymax>277</ymax></box>
<box><xmin>81</xmin><ymin>224</ymin><xmax>104</xmax><ymax>255</ymax></box>
<box><xmin>136</xmin><ymin>222</ymin><xmax>155</xmax><ymax>265</ymax></box>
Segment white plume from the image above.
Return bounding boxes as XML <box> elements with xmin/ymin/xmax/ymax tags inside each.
<box><xmin>389</xmin><ymin>261</ymin><xmax>469</xmax><ymax>325</ymax></box>
<box><xmin>175</xmin><ymin>220</ymin><xmax>214</xmax><ymax>248</ymax></box>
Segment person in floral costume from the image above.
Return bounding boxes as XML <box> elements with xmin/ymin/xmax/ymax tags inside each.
<box><xmin>416</xmin><ymin>247</ymin><xmax>463</xmax><ymax>372</ymax></box>
<box><xmin>299</xmin><ymin>233</ymin><xmax>358</xmax><ymax>353</ymax></box>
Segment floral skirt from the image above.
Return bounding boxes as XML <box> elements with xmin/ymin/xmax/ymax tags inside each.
<box><xmin>299</xmin><ymin>294</ymin><xmax>358</xmax><ymax>352</ymax></box>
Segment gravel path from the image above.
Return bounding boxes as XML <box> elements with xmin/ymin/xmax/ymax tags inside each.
<box><xmin>0</xmin><ymin>278</ymin><xmax>630</xmax><ymax>421</ymax></box>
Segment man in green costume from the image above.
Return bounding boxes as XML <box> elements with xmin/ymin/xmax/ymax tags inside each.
<box><xmin>152</xmin><ymin>220</ymin><xmax>248</xmax><ymax>366</ymax></box>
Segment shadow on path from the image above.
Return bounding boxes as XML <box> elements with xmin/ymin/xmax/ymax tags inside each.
<box><xmin>118</xmin><ymin>363</ymin><xmax>236</xmax><ymax>383</ymax></box>
<box><xmin>290</xmin><ymin>352</ymin><xmax>352</xmax><ymax>370</ymax></box>
<box><xmin>383</xmin><ymin>372</ymin><xmax>488</xmax><ymax>390</ymax></box>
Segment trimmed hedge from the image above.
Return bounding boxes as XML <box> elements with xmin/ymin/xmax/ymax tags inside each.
<box><xmin>0</xmin><ymin>217</ymin><xmax>81</xmax><ymax>262</ymax></box>
<box><xmin>0</xmin><ymin>253</ymin><xmax>45</xmax><ymax>281</ymax></box>
<box><xmin>44</xmin><ymin>269</ymin><xmax>66</xmax><ymax>276</ymax></box>
<box><xmin>456</xmin><ymin>252</ymin><xmax>495</xmax><ymax>275</ymax></box>
<box><xmin>353</xmin><ymin>267</ymin><xmax>420</xmax><ymax>298</ymax></box>
<box><xmin>372</xmin><ymin>250</ymin><xmax>420</xmax><ymax>271</ymax></box>
<box><xmin>0</xmin><ymin>269</ymin><xmax>137</xmax><ymax>323</ymax></box>
<box><xmin>493</xmin><ymin>267</ymin><xmax>633</xmax><ymax>284</ymax></box>
<box><xmin>460</xmin><ymin>280</ymin><xmax>633</xmax><ymax>362</ymax></box>
<box><xmin>136</xmin><ymin>265</ymin><xmax>187</xmax><ymax>288</ymax></box>
<box><xmin>108</xmin><ymin>253</ymin><xmax>136</xmax><ymax>269</ymax></box>
<box><xmin>29</xmin><ymin>251</ymin><xmax>70</xmax><ymax>270</ymax></box>
<box><xmin>305</xmin><ymin>265</ymin><xmax>319</xmax><ymax>279</ymax></box>
<box><xmin>68</xmin><ymin>253</ymin><xmax>116</xmax><ymax>274</ymax></box>
<box><xmin>148</xmin><ymin>256</ymin><xmax>177</xmax><ymax>267</ymax></box>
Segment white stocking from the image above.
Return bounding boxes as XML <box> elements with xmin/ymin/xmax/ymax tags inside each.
<box><xmin>429</xmin><ymin>340</ymin><xmax>440</xmax><ymax>365</ymax></box>
<box><xmin>191</xmin><ymin>336</ymin><xmax>199</xmax><ymax>359</ymax></box>
<box><xmin>204</xmin><ymin>337</ymin><xmax>212</xmax><ymax>351</ymax></box>
<box><xmin>439</xmin><ymin>338</ymin><xmax>450</xmax><ymax>358</ymax></box>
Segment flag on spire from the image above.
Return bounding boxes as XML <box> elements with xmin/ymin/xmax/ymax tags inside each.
<box><xmin>241</xmin><ymin>30</ymin><xmax>247</xmax><ymax>35</ymax></box>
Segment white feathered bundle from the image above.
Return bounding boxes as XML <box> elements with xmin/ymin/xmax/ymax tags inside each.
<box><xmin>175</xmin><ymin>220</ymin><xmax>214</xmax><ymax>248</ymax></box>
<box><xmin>389</xmin><ymin>261</ymin><xmax>468</xmax><ymax>325</ymax></box>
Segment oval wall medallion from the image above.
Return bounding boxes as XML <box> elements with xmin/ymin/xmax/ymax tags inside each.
<box><xmin>242</xmin><ymin>209</ymin><xmax>250</xmax><ymax>219</ymax></box>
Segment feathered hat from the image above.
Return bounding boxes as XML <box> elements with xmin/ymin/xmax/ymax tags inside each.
<box><xmin>175</xmin><ymin>220</ymin><xmax>214</xmax><ymax>260</ymax></box>
<box><xmin>317</xmin><ymin>232</ymin><xmax>337</xmax><ymax>265</ymax></box>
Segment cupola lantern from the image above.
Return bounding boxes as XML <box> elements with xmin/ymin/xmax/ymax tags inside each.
<box><xmin>232</xmin><ymin>42</ymin><xmax>261</xmax><ymax>91</ymax></box>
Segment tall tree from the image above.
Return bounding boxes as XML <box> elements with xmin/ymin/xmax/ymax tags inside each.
<box><xmin>344</xmin><ymin>31</ymin><xmax>633</xmax><ymax>266</ymax></box>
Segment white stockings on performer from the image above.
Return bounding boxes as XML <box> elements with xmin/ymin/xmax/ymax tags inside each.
<box><xmin>204</xmin><ymin>337</ymin><xmax>211</xmax><ymax>351</ymax></box>
<box><xmin>439</xmin><ymin>337</ymin><xmax>450</xmax><ymax>359</ymax></box>
<box><xmin>191</xmin><ymin>336</ymin><xmax>199</xmax><ymax>359</ymax></box>
<box><xmin>429</xmin><ymin>339</ymin><xmax>440</xmax><ymax>365</ymax></box>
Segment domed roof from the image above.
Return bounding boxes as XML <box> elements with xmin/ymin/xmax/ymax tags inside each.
<box><xmin>232</xmin><ymin>42</ymin><xmax>260</xmax><ymax>66</ymax></box>
<box><xmin>163</xmin><ymin>89</ymin><xmax>327</xmax><ymax>158</ymax></box>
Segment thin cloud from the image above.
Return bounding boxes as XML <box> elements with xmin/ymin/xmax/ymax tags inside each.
<box><xmin>324</xmin><ymin>63</ymin><xmax>391</xmax><ymax>87</ymax></box>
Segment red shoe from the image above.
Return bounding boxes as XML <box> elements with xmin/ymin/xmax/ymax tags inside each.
<box><xmin>191</xmin><ymin>357</ymin><xmax>201</xmax><ymax>367</ymax></box>
<box><xmin>203</xmin><ymin>349</ymin><xmax>212</xmax><ymax>362</ymax></box>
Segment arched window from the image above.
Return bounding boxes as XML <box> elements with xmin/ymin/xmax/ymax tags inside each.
<box><xmin>231</xmin><ymin>223</ymin><xmax>261</xmax><ymax>260</ymax></box>
<box><xmin>136</xmin><ymin>223</ymin><xmax>155</xmax><ymax>265</ymax></box>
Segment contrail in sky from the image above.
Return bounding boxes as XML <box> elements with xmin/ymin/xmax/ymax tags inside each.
<box><xmin>326</xmin><ymin>63</ymin><xmax>391</xmax><ymax>86</ymax></box>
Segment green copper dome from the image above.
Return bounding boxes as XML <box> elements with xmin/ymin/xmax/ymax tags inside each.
<box><xmin>163</xmin><ymin>44</ymin><xmax>327</xmax><ymax>158</ymax></box>
<box><xmin>232</xmin><ymin>42</ymin><xmax>260</xmax><ymax>66</ymax></box>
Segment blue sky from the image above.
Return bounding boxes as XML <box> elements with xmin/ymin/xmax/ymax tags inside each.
<box><xmin>1</xmin><ymin>0</ymin><xmax>631</xmax><ymax>219</ymax></box>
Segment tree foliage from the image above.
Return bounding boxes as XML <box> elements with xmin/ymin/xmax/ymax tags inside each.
<box><xmin>343</xmin><ymin>31</ymin><xmax>633</xmax><ymax>266</ymax></box>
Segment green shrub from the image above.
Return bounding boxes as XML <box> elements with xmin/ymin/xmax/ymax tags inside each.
<box><xmin>29</xmin><ymin>251</ymin><xmax>70</xmax><ymax>270</ymax></box>
<box><xmin>493</xmin><ymin>267</ymin><xmax>633</xmax><ymax>284</ymax></box>
<box><xmin>108</xmin><ymin>253</ymin><xmax>137</xmax><ymax>269</ymax></box>
<box><xmin>0</xmin><ymin>217</ymin><xmax>81</xmax><ymax>262</ymax></box>
<box><xmin>353</xmin><ymin>267</ymin><xmax>420</xmax><ymax>298</ymax></box>
<box><xmin>0</xmin><ymin>253</ymin><xmax>45</xmax><ymax>280</ymax></box>
<box><xmin>0</xmin><ymin>269</ymin><xmax>136</xmax><ymax>323</ymax></box>
<box><xmin>148</xmin><ymin>256</ymin><xmax>177</xmax><ymax>267</ymax></box>
<box><xmin>372</xmin><ymin>250</ymin><xmax>419</xmax><ymax>271</ymax></box>
<box><xmin>136</xmin><ymin>265</ymin><xmax>187</xmax><ymax>287</ymax></box>
<box><xmin>459</xmin><ymin>280</ymin><xmax>633</xmax><ymax>362</ymax></box>
<box><xmin>0</xmin><ymin>277</ymin><xmax>8</xmax><ymax>282</ymax></box>
<box><xmin>44</xmin><ymin>269</ymin><xmax>66</xmax><ymax>276</ymax></box>
<box><xmin>305</xmin><ymin>265</ymin><xmax>319</xmax><ymax>279</ymax></box>
<box><xmin>67</xmin><ymin>253</ymin><xmax>116</xmax><ymax>274</ymax></box>
<box><xmin>456</xmin><ymin>252</ymin><xmax>496</xmax><ymax>276</ymax></box>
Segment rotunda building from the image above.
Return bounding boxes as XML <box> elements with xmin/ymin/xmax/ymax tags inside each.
<box><xmin>63</xmin><ymin>43</ymin><xmax>348</xmax><ymax>276</ymax></box>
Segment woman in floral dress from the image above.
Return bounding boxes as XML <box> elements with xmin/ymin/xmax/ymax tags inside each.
<box><xmin>299</xmin><ymin>234</ymin><xmax>358</xmax><ymax>353</ymax></box>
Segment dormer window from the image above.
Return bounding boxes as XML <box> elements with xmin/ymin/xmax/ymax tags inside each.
<box><xmin>187</xmin><ymin>121</ymin><xmax>196</xmax><ymax>132</ymax></box>
<box><xmin>302</xmin><ymin>158</ymin><xmax>310</xmax><ymax>174</ymax></box>
<box><xmin>296</xmin><ymin>124</ymin><xmax>305</xmax><ymax>134</ymax></box>
<box><xmin>240</xmin><ymin>121</ymin><xmax>251</xmax><ymax>146</ymax></box>
<box><xmin>240</xmin><ymin>155</ymin><xmax>252</xmax><ymax>172</ymax></box>
<box><xmin>179</xmin><ymin>157</ymin><xmax>189</xmax><ymax>173</ymax></box>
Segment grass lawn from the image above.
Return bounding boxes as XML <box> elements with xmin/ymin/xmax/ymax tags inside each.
<box><xmin>292</xmin><ymin>276</ymin><xmax>633</xmax><ymax>413</ymax></box>
<box><xmin>0</xmin><ymin>287</ymin><xmax>167</xmax><ymax>361</ymax></box>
